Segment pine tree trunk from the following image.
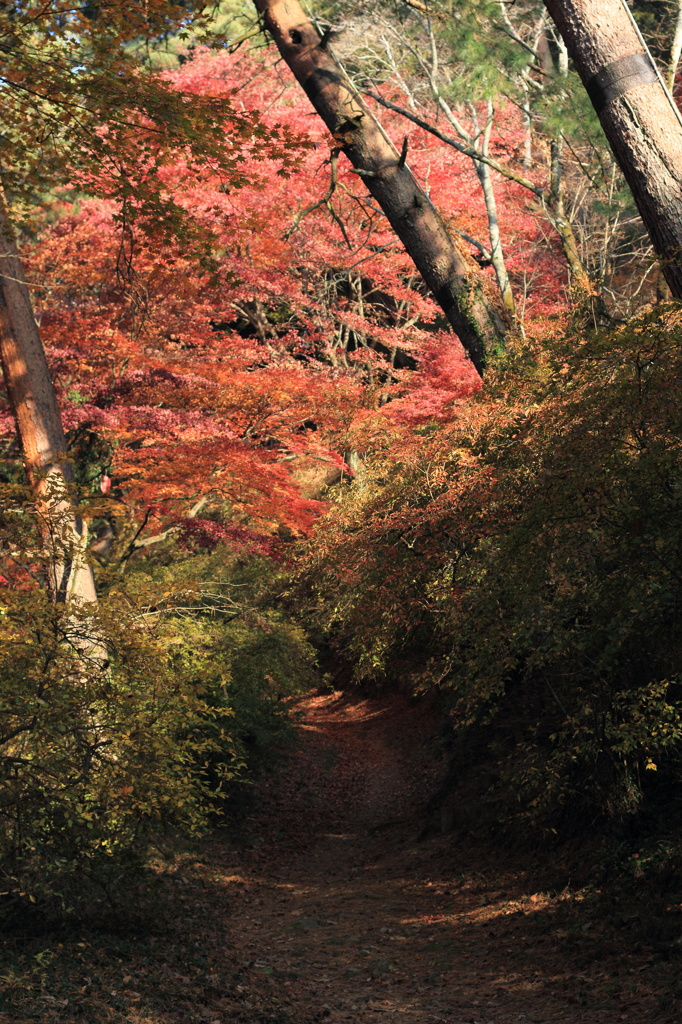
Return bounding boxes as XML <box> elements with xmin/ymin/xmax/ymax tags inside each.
<box><xmin>253</xmin><ymin>0</ymin><xmax>507</xmax><ymax>375</ymax></box>
<box><xmin>666</xmin><ymin>0</ymin><xmax>682</xmax><ymax>92</ymax></box>
<box><xmin>0</xmin><ymin>196</ymin><xmax>98</xmax><ymax>606</ymax></box>
<box><xmin>543</xmin><ymin>0</ymin><xmax>682</xmax><ymax>299</ymax></box>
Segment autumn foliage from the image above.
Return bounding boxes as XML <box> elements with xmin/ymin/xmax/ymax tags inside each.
<box><xmin>2</xmin><ymin>17</ymin><xmax>682</xmax><ymax>915</ymax></box>
<box><xmin>4</xmin><ymin>46</ymin><xmax>572</xmax><ymax>555</ymax></box>
<box><xmin>300</xmin><ymin>308</ymin><xmax>682</xmax><ymax>829</ymax></box>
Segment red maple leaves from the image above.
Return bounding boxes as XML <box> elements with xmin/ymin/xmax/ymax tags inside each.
<box><xmin>1</xmin><ymin>45</ymin><xmax>571</xmax><ymax>554</ymax></box>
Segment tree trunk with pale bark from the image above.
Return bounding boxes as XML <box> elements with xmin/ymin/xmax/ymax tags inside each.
<box><xmin>253</xmin><ymin>0</ymin><xmax>507</xmax><ymax>375</ymax></box>
<box><xmin>0</xmin><ymin>197</ymin><xmax>98</xmax><ymax>606</ymax></box>
<box><xmin>543</xmin><ymin>0</ymin><xmax>682</xmax><ymax>299</ymax></box>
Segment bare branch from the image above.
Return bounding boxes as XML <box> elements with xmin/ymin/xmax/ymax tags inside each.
<box><xmin>364</xmin><ymin>90</ymin><xmax>543</xmax><ymax>196</ymax></box>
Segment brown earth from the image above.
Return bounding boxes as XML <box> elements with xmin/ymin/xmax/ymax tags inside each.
<box><xmin>156</xmin><ymin>691</ymin><xmax>681</xmax><ymax>1024</ymax></box>
<box><xmin>4</xmin><ymin>690</ymin><xmax>681</xmax><ymax>1023</ymax></box>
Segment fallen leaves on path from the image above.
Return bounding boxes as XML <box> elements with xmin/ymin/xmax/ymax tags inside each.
<box><xmin>2</xmin><ymin>690</ymin><xmax>680</xmax><ymax>1023</ymax></box>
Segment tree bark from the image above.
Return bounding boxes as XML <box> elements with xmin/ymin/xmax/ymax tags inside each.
<box><xmin>666</xmin><ymin>0</ymin><xmax>682</xmax><ymax>93</ymax></box>
<box><xmin>253</xmin><ymin>0</ymin><xmax>507</xmax><ymax>376</ymax></box>
<box><xmin>0</xmin><ymin>196</ymin><xmax>98</xmax><ymax>606</ymax></box>
<box><xmin>543</xmin><ymin>0</ymin><xmax>682</xmax><ymax>299</ymax></box>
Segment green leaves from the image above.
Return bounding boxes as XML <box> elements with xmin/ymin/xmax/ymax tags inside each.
<box><xmin>298</xmin><ymin>306</ymin><xmax>682</xmax><ymax>833</ymax></box>
<box><xmin>0</xmin><ymin>1</ymin><xmax>307</xmax><ymax>246</ymax></box>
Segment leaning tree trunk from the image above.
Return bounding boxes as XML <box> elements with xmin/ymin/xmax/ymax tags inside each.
<box><xmin>253</xmin><ymin>0</ymin><xmax>507</xmax><ymax>375</ymax></box>
<box><xmin>543</xmin><ymin>0</ymin><xmax>682</xmax><ymax>299</ymax></box>
<box><xmin>0</xmin><ymin>196</ymin><xmax>98</xmax><ymax>606</ymax></box>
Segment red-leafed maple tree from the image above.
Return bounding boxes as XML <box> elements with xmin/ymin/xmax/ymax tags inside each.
<box><xmin>0</xmin><ymin>2</ymin><xmax>307</xmax><ymax>605</ymax></box>
<box><xmin>1</xmin><ymin>42</ymin><xmax>570</xmax><ymax>574</ymax></box>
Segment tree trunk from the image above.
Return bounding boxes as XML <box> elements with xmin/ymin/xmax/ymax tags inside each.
<box><xmin>666</xmin><ymin>0</ymin><xmax>682</xmax><ymax>92</ymax></box>
<box><xmin>546</xmin><ymin>136</ymin><xmax>610</xmax><ymax>322</ymax></box>
<box><xmin>474</xmin><ymin>105</ymin><xmax>516</xmax><ymax>320</ymax></box>
<box><xmin>253</xmin><ymin>0</ymin><xmax>507</xmax><ymax>376</ymax></box>
<box><xmin>0</xmin><ymin>196</ymin><xmax>98</xmax><ymax>606</ymax></box>
<box><xmin>543</xmin><ymin>0</ymin><xmax>682</xmax><ymax>299</ymax></box>
<box><xmin>365</xmin><ymin>91</ymin><xmax>605</xmax><ymax>314</ymax></box>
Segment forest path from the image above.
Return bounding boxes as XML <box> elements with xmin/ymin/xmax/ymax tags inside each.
<box><xmin>173</xmin><ymin>691</ymin><xmax>671</xmax><ymax>1024</ymax></box>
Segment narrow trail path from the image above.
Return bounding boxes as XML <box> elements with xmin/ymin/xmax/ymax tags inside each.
<box><xmin>174</xmin><ymin>692</ymin><xmax>672</xmax><ymax>1024</ymax></box>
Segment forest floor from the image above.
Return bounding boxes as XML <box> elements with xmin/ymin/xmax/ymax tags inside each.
<box><xmin>2</xmin><ymin>690</ymin><xmax>682</xmax><ymax>1023</ymax></box>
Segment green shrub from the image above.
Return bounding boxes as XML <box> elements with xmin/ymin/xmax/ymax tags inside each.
<box><xmin>0</xmin><ymin>588</ymin><xmax>238</xmax><ymax>918</ymax></box>
<box><xmin>0</xmin><ymin>499</ymin><xmax>314</xmax><ymax>918</ymax></box>
<box><xmin>299</xmin><ymin>308</ymin><xmax>682</xmax><ymax>831</ymax></box>
<box><xmin>123</xmin><ymin>546</ymin><xmax>316</xmax><ymax>765</ymax></box>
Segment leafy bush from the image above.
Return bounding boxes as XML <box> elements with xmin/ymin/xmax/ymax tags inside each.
<box><xmin>123</xmin><ymin>546</ymin><xmax>316</xmax><ymax>764</ymax></box>
<box><xmin>0</xmin><ymin>590</ymin><xmax>237</xmax><ymax>918</ymax></box>
<box><xmin>0</xmin><ymin>496</ymin><xmax>314</xmax><ymax>918</ymax></box>
<box><xmin>299</xmin><ymin>308</ymin><xmax>682</xmax><ymax>831</ymax></box>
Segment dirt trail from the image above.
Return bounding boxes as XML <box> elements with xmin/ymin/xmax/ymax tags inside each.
<box><xmin>174</xmin><ymin>691</ymin><xmax>674</xmax><ymax>1024</ymax></box>
<box><xmin>3</xmin><ymin>692</ymin><xmax>679</xmax><ymax>1024</ymax></box>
